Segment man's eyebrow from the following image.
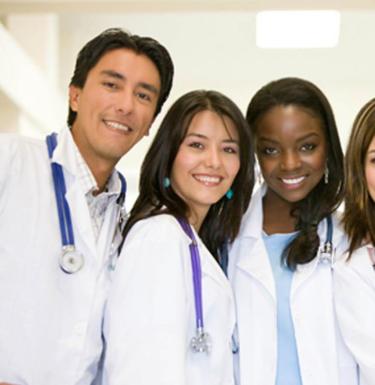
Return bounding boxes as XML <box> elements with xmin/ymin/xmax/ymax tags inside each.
<box><xmin>139</xmin><ymin>82</ymin><xmax>159</xmax><ymax>96</ymax></box>
<box><xmin>101</xmin><ymin>69</ymin><xmax>124</xmax><ymax>80</ymax></box>
<box><xmin>100</xmin><ymin>70</ymin><xmax>159</xmax><ymax>95</ymax></box>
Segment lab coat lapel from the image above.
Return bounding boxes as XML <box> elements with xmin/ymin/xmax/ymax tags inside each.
<box><xmin>189</xmin><ymin>229</ymin><xmax>229</xmax><ymax>289</ymax></box>
<box><xmin>52</xmin><ymin>128</ymin><xmax>97</xmax><ymax>260</ymax></box>
<box><xmin>232</xmin><ymin>187</ymin><xmax>276</xmax><ymax>300</ymax></box>
<box><xmin>292</xmin><ymin>257</ymin><xmax>320</xmax><ymax>296</ymax></box>
<box><xmin>177</xmin><ymin>223</ymin><xmax>230</xmax><ymax>298</ymax></box>
<box><xmin>65</xmin><ymin>182</ymin><xmax>97</xmax><ymax>259</ymax></box>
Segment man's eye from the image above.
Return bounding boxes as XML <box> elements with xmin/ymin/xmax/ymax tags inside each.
<box><xmin>137</xmin><ymin>92</ymin><xmax>152</xmax><ymax>102</ymax></box>
<box><xmin>103</xmin><ymin>82</ymin><xmax>118</xmax><ymax>90</ymax></box>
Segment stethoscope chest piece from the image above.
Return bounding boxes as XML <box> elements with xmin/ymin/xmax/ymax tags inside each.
<box><xmin>59</xmin><ymin>245</ymin><xmax>84</xmax><ymax>274</ymax></box>
<box><xmin>318</xmin><ymin>242</ymin><xmax>334</xmax><ymax>265</ymax></box>
<box><xmin>191</xmin><ymin>327</ymin><xmax>212</xmax><ymax>354</ymax></box>
<box><xmin>318</xmin><ymin>215</ymin><xmax>334</xmax><ymax>266</ymax></box>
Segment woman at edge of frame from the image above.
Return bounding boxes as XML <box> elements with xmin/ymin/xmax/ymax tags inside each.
<box><xmin>334</xmin><ymin>98</ymin><xmax>375</xmax><ymax>385</ymax></box>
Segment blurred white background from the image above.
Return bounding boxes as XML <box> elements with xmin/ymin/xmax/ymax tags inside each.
<box><xmin>1</xmin><ymin>0</ymin><xmax>374</xmax><ymax>207</ymax></box>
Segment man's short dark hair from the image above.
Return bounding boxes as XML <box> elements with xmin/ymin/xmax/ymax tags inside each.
<box><xmin>67</xmin><ymin>28</ymin><xmax>174</xmax><ymax>127</ymax></box>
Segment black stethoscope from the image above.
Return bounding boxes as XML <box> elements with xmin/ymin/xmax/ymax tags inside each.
<box><xmin>219</xmin><ymin>215</ymin><xmax>334</xmax><ymax>354</ymax></box>
<box><xmin>46</xmin><ymin>133</ymin><xmax>126</xmax><ymax>274</ymax></box>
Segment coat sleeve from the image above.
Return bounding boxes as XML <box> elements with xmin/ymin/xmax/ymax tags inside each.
<box><xmin>102</xmin><ymin>216</ymin><xmax>190</xmax><ymax>385</ymax></box>
<box><xmin>334</xmin><ymin>253</ymin><xmax>375</xmax><ymax>385</ymax></box>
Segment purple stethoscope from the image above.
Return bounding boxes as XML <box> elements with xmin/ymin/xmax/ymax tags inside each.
<box><xmin>177</xmin><ymin>218</ymin><xmax>212</xmax><ymax>354</ymax></box>
<box><xmin>46</xmin><ymin>133</ymin><xmax>126</xmax><ymax>274</ymax></box>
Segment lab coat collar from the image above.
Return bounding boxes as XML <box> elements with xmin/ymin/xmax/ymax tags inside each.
<box><xmin>51</xmin><ymin>127</ymin><xmax>122</xmax><ymax>195</ymax></box>
<box><xmin>49</xmin><ymin>128</ymin><xmax>96</xmax><ymax>258</ymax></box>
<box><xmin>232</xmin><ymin>185</ymin><xmax>276</xmax><ymax>300</ymax></box>
<box><xmin>232</xmin><ymin>185</ymin><xmax>347</xmax><ymax>298</ymax></box>
<box><xmin>51</xmin><ymin>127</ymin><xmax>80</xmax><ymax>179</ymax></box>
<box><xmin>49</xmin><ymin>127</ymin><xmax>122</xmax><ymax>261</ymax></box>
<box><xmin>340</xmin><ymin>243</ymin><xmax>375</xmax><ymax>290</ymax></box>
<box><xmin>237</xmin><ymin>185</ymin><xmax>266</xmax><ymax>240</ymax></box>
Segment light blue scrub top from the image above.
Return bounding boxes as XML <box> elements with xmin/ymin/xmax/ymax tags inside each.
<box><xmin>263</xmin><ymin>232</ymin><xmax>303</xmax><ymax>385</ymax></box>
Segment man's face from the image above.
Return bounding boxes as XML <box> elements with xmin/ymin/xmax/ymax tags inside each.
<box><xmin>69</xmin><ymin>48</ymin><xmax>161</xmax><ymax>169</ymax></box>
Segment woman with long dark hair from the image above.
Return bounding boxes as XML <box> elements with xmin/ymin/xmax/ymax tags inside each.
<box><xmin>229</xmin><ymin>78</ymin><xmax>358</xmax><ymax>385</ymax></box>
<box><xmin>102</xmin><ymin>90</ymin><xmax>254</xmax><ymax>384</ymax></box>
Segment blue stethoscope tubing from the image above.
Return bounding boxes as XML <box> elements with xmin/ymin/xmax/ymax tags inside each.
<box><xmin>46</xmin><ymin>133</ymin><xmax>75</xmax><ymax>248</ymax></box>
<box><xmin>46</xmin><ymin>132</ymin><xmax>126</xmax><ymax>274</ymax></box>
<box><xmin>177</xmin><ymin>218</ymin><xmax>211</xmax><ymax>354</ymax></box>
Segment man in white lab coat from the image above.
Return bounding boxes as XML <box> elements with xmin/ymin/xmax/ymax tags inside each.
<box><xmin>0</xmin><ymin>28</ymin><xmax>174</xmax><ymax>385</ymax></box>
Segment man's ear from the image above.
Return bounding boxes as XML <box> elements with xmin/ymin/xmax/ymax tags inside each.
<box><xmin>69</xmin><ymin>85</ymin><xmax>81</xmax><ymax>112</ymax></box>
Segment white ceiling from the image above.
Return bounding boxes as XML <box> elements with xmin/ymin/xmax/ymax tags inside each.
<box><xmin>0</xmin><ymin>0</ymin><xmax>375</xmax><ymax>13</ymax></box>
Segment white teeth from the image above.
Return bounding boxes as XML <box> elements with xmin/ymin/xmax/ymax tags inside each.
<box><xmin>195</xmin><ymin>175</ymin><xmax>221</xmax><ymax>184</ymax></box>
<box><xmin>282</xmin><ymin>176</ymin><xmax>305</xmax><ymax>185</ymax></box>
<box><xmin>105</xmin><ymin>120</ymin><xmax>131</xmax><ymax>132</ymax></box>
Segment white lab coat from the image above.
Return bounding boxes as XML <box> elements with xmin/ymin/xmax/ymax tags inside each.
<box><xmin>102</xmin><ymin>214</ymin><xmax>235</xmax><ymax>385</ymax></box>
<box><xmin>228</xmin><ymin>187</ymin><xmax>358</xmax><ymax>385</ymax></box>
<box><xmin>0</xmin><ymin>129</ymin><xmax>122</xmax><ymax>385</ymax></box>
<box><xmin>334</xmin><ymin>245</ymin><xmax>375</xmax><ymax>385</ymax></box>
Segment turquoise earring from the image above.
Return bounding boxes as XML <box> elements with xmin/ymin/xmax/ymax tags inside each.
<box><xmin>163</xmin><ymin>177</ymin><xmax>171</xmax><ymax>188</ymax></box>
<box><xmin>226</xmin><ymin>188</ymin><xmax>234</xmax><ymax>200</ymax></box>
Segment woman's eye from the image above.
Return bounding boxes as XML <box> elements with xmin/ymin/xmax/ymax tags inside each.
<box><xmin>261</xmin><ymin>147</ymin><xmax>278</xmax><ymax>156</ymax></box>
<box><xmin>223</xmin><ymin>146</ymin><xmax>238</xmax><ymax>154</ymax></box>
<box><xmin>189</xmin><ymin>142</ymin><xmax>204</xmax><ymax>149</ymax></box>
<box><xmin>301</xmin><ymin>143</ymin><xmax>316</xmax><ymax>152</ymax></box>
